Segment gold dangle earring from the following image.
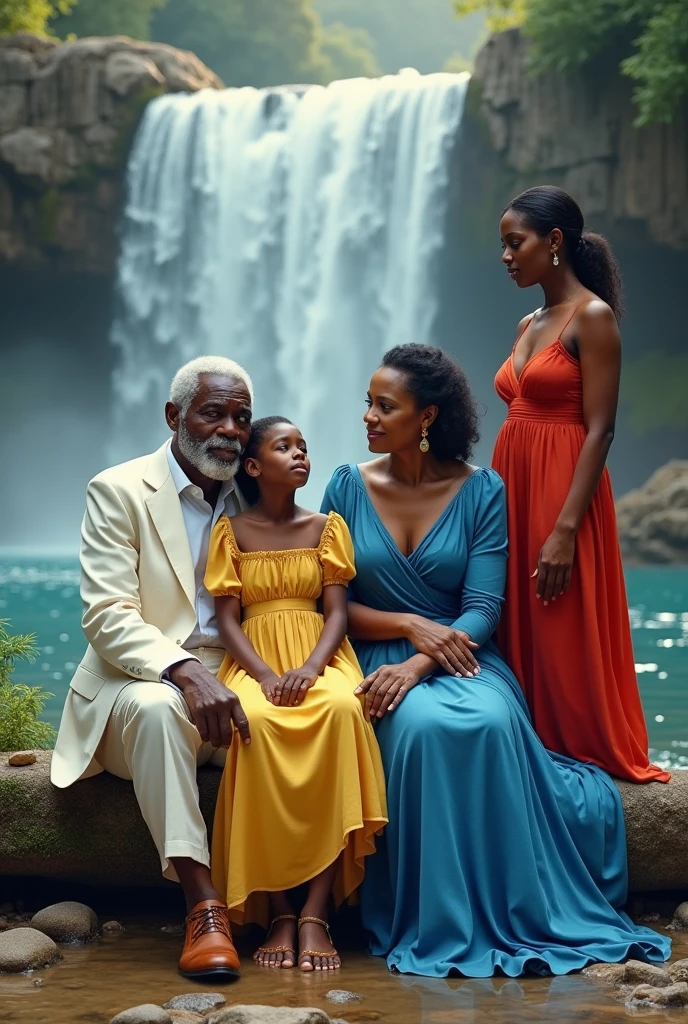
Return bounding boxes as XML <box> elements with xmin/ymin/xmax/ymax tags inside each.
<box><xmin>420</xmin><ymin>426</ymin><xmax>430</xmax><ymax>453</ymax></box>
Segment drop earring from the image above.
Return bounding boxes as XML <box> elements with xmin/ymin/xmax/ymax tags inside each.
<box><xmin>420</xmin><ymin>426</ymin><xmax>430</xmax><ymax>453</ymax></box>
<box><xmin>552</xmin><ymin>252</ymin><xmax>560</xmax><ymax>266</ymax></box>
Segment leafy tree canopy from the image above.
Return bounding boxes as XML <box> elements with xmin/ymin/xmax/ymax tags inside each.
<box><xmin>151</xmin><ymin>0</ymin><xmax>372</xmax><ymax>87</ymax></box>
<box><xmin>317</xmin><ymin>0</ymin><xmax>486</xmax><ymax>74</ymax></box>
<box><xmin>0</xmin><ymin>0</ymin><xmax>73</xmax><ymax>34</ymax></box>
<box><xmin>454</xmin><ymin>0</ymin><xmax>688</xmax><ymax>125</ymax></box>
<box><xmin>51</xmin><ymin>0</ymin><xmax>166</xmax><ymax>41</ymax></box>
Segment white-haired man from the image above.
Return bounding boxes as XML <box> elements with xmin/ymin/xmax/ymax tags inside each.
<box><xmin>51</xmin><ymin>356</ymin><xmax>254</xmax><ymax>979</ymax></box>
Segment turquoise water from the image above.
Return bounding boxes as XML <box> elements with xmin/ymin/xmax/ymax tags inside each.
<box><xmin>0</xmin><ymin>557</ymin><xmax>686</xmax><ymax>769</ymax></box>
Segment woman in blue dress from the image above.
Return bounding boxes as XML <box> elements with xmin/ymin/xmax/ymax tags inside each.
<box><xmin>321</xmin><ymin>342</ymin><xmax>670</xmax><ymax>978</ymax></box>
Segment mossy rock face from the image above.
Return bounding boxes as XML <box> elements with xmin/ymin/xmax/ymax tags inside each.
<box><xmin>2</xmin><ymin>752</ymin><xmax>688</xmax><ymax>890</ymax></box>
<box><xmin>0</xmin><ymin>751</ymin><xmax>222</xmax><ymax>886</ymax></box>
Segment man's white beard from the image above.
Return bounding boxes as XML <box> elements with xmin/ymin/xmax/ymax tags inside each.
<box><xmin>177</xmin><ymin>420</ymin><xmax>243</xmax><ymax>481</ymax></box>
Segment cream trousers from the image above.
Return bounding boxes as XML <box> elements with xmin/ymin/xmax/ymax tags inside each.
<box><xmin>95</xmin><ymin>648</ymin><xmax>227</xmax><ymax>882</ymax></box>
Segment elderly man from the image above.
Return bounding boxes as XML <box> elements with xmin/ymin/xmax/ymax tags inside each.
<box><xmin>51</xmin><ymin>356</ymin><xmax>254</xmax><ymax>979</ymax></box>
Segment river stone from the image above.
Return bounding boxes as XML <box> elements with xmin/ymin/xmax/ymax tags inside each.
<box><xmin>110</xmin><ymin>1007</ymin><xmax>173</xmax><ymax>1024</ymax></box>
<box><xmin>163</xmin><ymin>994</ymin><xmax>227</xmax><ymax>1014</ymax></box>
<box><xmin>628</xmin><ymin>982</ymin><xmax>688</xmax><ymax>1007</ymax></box>
<box><xmin>206</xmin><ymin>1009</ymin><xmax>330</xmax><ymax>1024</ymax></box>
<box><xmin>32</xmin><ymin>901</ymin><xmax>99</xmax><ymax>943</ymax></box>
<box><xmin>8</xmin><ymin>750</ymin><xmax>36</xmax><ymax>766</ymax></box>
<box><xmin>623</xmin><ymin>960</ymin><xmax>672</xmax><ymax>987</ymax></box>
<box><xmin>669</xmin><ymin>958</ymin><xmax>688</xmax><ymax>983</ymax></box>
<box><xmin>102</xmin><ymin>920</ymin><xmax>125</xmax><ymax>934</ymax></box>
<box><xmin>325</xmin><ymin>992</ymin><xmax>363</xmax><ymax>1004</ymax></box>
<box><xmin>0</xmin><ymin>927</ymin><xmax>62</xmax><ymax>972</ymax></box>
<box><xmin>582</xmin><ymin>963</ymin><xmax>628</xmax><ymax>985</ymax></box>
<box><xmin>168</xmin><ymin>1013</ymin><xmax>204</xmax><ymax>1024</ymax></box>
<box><xmin>670</xmin><ymin>902</ymin><xmax>688</xmax><ymax>930</ymax></box>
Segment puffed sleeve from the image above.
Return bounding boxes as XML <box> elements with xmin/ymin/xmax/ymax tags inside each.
<box><xmin>204</xmin><ymin>517</ymin><xmax>242</xmax><ymax>598</ymax></box>
<box><xmin>319</xmin><ymin>512</ymin><xmax>357</xmax><ymax>586</ymax></box>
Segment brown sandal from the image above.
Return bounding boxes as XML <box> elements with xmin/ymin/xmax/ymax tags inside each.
<box><xmin>297</xmin><ymin>916</ymin><xmax>340</xmax><ymax>969</ymax></box>
<box><xmin>254</xmin><ymin>914</ymin><xmax>297</xmax><ymax>967</ymax></box>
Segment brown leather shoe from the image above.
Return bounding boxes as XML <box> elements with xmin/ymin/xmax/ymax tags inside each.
<box><xmin>178</xmin><ymin>899</ymin><xmax>241</xmax><ymax>980</ymax></box>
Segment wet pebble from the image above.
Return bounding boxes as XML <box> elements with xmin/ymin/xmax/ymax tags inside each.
<box><xmin>163</xmin><ymin>993</ymin><xmax>226</xmax><ymax>1014</ymax></box>
<box><xmin>325</xmin><ymin>991</ymin><xmax>364</xmax><ymax>1004</ymax></box>
<box><xmin>628</xmin><ymin>981</ymin><xmax>688</xmax><ymax>1007</ymax></box>
<box><xmin>32</xmin><ymin>901</ymin><xmax>99</xmax><ymax>944</ymax></box>
<box><xmin>33</xmin><ymin>977</ymin><xmax>44</xmax><ymax>987</ymax></box>
<box><xmin>168</xmin><ymin>1013</ymin><xmax>204</xmax><ymax>1024</ymax></box>
<box><xmin>622</xmin><ymin>959</ymin><xmax>672</xmax><ymax>987</ymax></box>
<box><xmin>102</xmin><ymin>920</ymin><xmax>125</xmax><ymax>934</ymax></box>
<box><xmin>206</xmin><ymin>1008</ymin><xmax>330</xmax><ymax>1024</ymax></box>
<box><xmin>670</xmin><ymin>902</ymin><xmax>688</xmax><ymax>930</ymax></box>
<box><xmin>8</xmin><ymin>750</ymin><xmax>37</xmax><ymax>766</ymax></box>
<box><xmin>110</xmin><ymin>1006</ymin><xmax>173</xmax><ymax>1024</ymax></box>
<box><xmin>0</xmin><ymin>927</ymin><xmax>62</xmax><ymax>972</ymax></box>
<box><xmin>160</xmin><ymin>923</ymin><xmax>185</xmax><ymax>935</ymax></box>
<box><xmin>582</xmin><ymin>963</ymin><xmax>627</xmax><ymax>986</ymax></box>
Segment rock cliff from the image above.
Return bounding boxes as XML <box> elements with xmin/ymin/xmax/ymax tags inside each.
<box><xmin>617</xmin><ymin>460</ymin><xmax>688</xmax><ymax>565</ymax></box>
<box><xmin>1</xmin><ymin>752</ymin><xmax>686</xmax><ymax>893</ymax></box>
<box><xmin>466</xmin><ymin>29</ymin><xmax>688</xmax><ymax>251</ymax></box>
<box><xmin>0</xmin><ymin>33</ymin><xmax>221</xmax><ymax>274</ymax></box>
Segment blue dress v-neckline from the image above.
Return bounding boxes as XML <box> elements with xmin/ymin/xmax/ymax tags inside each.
<box><xmin>321</xmin><ymin>463</ymin><xmax>670</xmax><ymax>979</ymax></box>
<box><xmin>350</xmin><ymin>462</ymin><xmax>479</xmax><ymax>563</ymax></box>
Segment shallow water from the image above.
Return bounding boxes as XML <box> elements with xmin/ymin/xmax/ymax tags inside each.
<box><xmin>1</xmin><ymin>558</ymin><xmax>686</xmax><ymax>770</ymax></box>
<box><xmin>0</xmin><ymin>918</ymin><xmax>685</xmax><ymax>1024</ymax></box>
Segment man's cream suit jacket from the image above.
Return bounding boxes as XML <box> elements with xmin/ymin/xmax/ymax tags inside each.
<box><xmin>51</xmin><ymin>442</ymin><xmax>248</xmax><ymax>789</ymax></box>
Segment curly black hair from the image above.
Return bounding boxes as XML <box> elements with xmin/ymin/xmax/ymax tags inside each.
<box><xmin>235</xmin><ymin>415</ymin><xmax>294</xmax><ymax>506</ymax></box>
<box><xmin>381</xmin><ymin>344</ymin><xmax>480</xmax><ymax>462</ymax></box>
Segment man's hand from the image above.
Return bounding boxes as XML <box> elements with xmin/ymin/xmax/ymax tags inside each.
<box><xmin>168</xmin><ymin>659</ymin><xmax>250</xmax><ymax>748</ymax></box>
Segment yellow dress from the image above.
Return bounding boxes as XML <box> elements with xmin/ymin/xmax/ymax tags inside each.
<box><xmin>205</xmin><ymin>510</ymin><xmax>387</xmax><ymax>927</ymax></box>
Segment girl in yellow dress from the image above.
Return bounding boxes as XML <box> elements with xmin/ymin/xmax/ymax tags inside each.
<box><xmin>205</xmin><ymin>417</ymin><xmax>387</xmax><ymax>972</ymax></box>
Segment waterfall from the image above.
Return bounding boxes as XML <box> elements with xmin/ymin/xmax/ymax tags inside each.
<box><xmin>111</xmin><ymin>70</ymin><xmax>469</xmax><ymax>502</ymax></box>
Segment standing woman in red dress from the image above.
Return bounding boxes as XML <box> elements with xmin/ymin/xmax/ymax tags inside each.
<box><xmin>492</xmin><ymin>185</ymin><xmax>669</xmax><ymax>783</ymax></box>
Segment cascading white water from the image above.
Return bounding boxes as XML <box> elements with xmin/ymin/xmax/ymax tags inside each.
<box><xmin>111</xmin><ymin>70</ymin><xmax>469</xmax><ymax>502</ymax></box>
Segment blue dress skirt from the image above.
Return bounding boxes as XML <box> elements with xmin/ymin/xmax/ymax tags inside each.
<box><xmin>321</xmin><ymin>464</ymin><xmax>670</xmax><ymax>978</ymax></box>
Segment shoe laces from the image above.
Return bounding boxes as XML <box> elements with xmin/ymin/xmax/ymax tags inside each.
<box><xmin>188</xmin><ymin>903</ymin><xmax>232</xmax><ymax>942</ymax></box>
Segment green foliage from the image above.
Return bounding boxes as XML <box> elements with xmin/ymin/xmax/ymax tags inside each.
<box><xmin>51</xmin><ymin>0</ymin><xmax>166</xmax><ymax>40</ymax></box>
<box><xmin>443</xmin><ymin>51</ymin><xmax>473</xmax><ymax>74</ymax></box>
<box><xmin>621</xmin><ymin>352</ymin><xmax>688</xmax><ymax>433</ymax></box>
<box><xmin>319</xmin><ymin>21</ymin><xmax>381</xmax><ymax>79</ymax></box>
<box><xmin>453</xmin><ymin>0</ymin><xmax>688</xmax><ymax>125</ymax></box>
<box><xmin>0</xmin><ymin>620</ymin><xmax>56</xmax><ymax>752</ymax></box>
<box><xmin>317</xmin><ymin>0</ymin><xmax>486</xmax><ymax>74</ymax></box>
<box><xmin>152</xmin><ymin>0</ymin><xmax>331</xmax><ymax>87</ymax></box>
<box><xmin>0</xmin><ymin>0</ymin><xmax>74</xmax><ymax>34</ymax></box>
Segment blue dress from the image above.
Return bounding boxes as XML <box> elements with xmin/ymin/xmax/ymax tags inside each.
<box><xmin>321</xmin><ymin>464</ymin><xmax>670</xmax><ymax>978</ymax></box>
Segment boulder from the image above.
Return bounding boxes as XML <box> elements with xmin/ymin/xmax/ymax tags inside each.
<box><xmin>628</xmin><ymin>982</ymin><xmax>688</xmax><ymax>1007</ymax></box>
<box><xmin>615</xmin><ymin>460</ymin><xmax>688</xmax><ymax>564</ymax></box>
<box><xmin>163</xmin><ymin>994</ymin><xmax>227</xmax><ymax>1015</ymax></box>
<box><xmin>0</xmin><ymin>32</ymin><xmax>222</xmax><ymax>274</ymax></box>
<box><xmin>111</xmin><ymin>1007</ymin><xmax>173</xmax><ymax>1024</ymax></box>
<box><xmin>2</xmin><ymin>752</ymin><xmax>688</xmax><ymax>892</ymax></box>
<box><xmin>669</xmin><ymin>959</ymin><xmax>688</xmax><ymax>983</ymax></box>
<box><xmin>102</xmin><ymin>920</ymin><xmax>125</xmax><ymax>934</ymax></box>
<box><xmin>31</xmin><ymin>900</ymin><xmax>99</xmax><ymax>943</ymax></box>
<box><xmin>622</xmin><ymin>960</ymin><xmax>672</xmax><ymax>987</ymax></box>
<box><xmin>168</xmin><ymin>1013</ymin><xmax>204</xmax><ymax>1024</ymax></box>
<box><xmin>670</xmin><ymin>902</ymin><xmax>688</xmax><ymax>930</ymax></box>
<box><xmin>206</xmin><ymin>1010</ymin><xmax>330</xmax><ymax>1024</ymax></box>
<box><xmin>0</xmin><ymin>926</ymin><xmax>62</xmax><ymax>972</ymax></box>
<box><xmin>582</xmin><ymin>963</ymin><xmax>628</xmax><ymax>986</ymax></box>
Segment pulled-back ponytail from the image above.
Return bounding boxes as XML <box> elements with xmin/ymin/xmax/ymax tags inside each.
<box><xmin>505</xmin><ymin>186</ymin><xmax>624</xmax><ymax>320</ymax></box>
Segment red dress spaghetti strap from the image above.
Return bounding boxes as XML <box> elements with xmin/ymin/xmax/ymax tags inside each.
<box><xmin>492</xmin><ymin>318</ymin><xmax>669</xmax><ymax>783</ymax></box>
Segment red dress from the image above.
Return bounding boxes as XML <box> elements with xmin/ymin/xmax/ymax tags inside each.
<box><xmin>492</xmin><ymin>326</ymin><xmax>669</xmax><ymax>783</ymax></box>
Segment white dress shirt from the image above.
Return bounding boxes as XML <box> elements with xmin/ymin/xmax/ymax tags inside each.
<box><xmin>166</xmin><ymin>443</ymin><xmax>240</xmax><ymax>651</ymax></box>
